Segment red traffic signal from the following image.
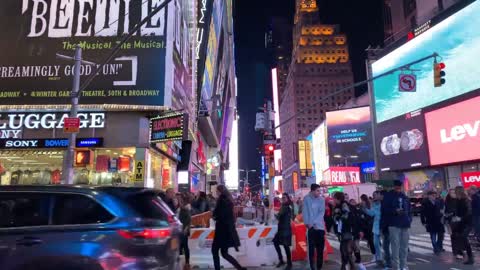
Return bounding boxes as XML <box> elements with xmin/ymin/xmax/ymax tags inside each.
<box><xmin>265</xmin><ymin>144</ymin><xmax>275</xmax><ymax>154</ymax></box>
<box><xmin>434</xmin><ymin>62</ymin><xmax>446</xmax><ymax>87</ymax></box>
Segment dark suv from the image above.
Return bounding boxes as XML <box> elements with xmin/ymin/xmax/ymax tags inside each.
<box><xmin>0</xmin><ymin>185</ymin><xmax>181</xmax><ymax>270</ymax></box>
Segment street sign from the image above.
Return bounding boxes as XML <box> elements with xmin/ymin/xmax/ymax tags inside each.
<box><xmin>399</xmin><ymin>74</ymin><xmax>416</xmax><ymax>92</ymax></box>
<box><xmin>263</xmin><ymin>134</ymin><xmax>276</xmax><ymax>144</ymax></box>
<box><xmin>134</xmin><ymin>161</ymin><xmax>144</xmax><ymax>182</ymax></box>
<box><xmin>63</xmin><ymin>117</ymin><xmax>80</xmax><ymax>133</ymax></box>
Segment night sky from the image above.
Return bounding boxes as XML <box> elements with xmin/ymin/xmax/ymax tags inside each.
<box><xmin>233</xmin><ymin>0</ymin><xmax>384</xmax><ymax>188</ymax></box>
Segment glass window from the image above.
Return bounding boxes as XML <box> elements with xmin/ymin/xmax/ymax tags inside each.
<box><xmin>52</xmin><ymin>194</ymin><xmax>113</xmax><ymax>225</ymax></box>
<box><xmin>0</xmin><ymin>193</ymin><xmax>51</xmax><ymax>228</ymax></box>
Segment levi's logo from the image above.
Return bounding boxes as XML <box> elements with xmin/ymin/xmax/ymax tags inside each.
<box><xmin>440</xmin><ymin>120</ymin><xmax>480</xmax><ymax>143</ymax></box>
<box><xmin>463</xmin><ymin>176</ymin><xmax>480</xmax><ymax>183</ymax></box>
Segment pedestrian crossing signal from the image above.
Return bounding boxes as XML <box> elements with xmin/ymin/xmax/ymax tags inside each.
<box><xmin>433</xmin><ymin>62</ymin><xmax>446</xmax><ymax>87</ymax></box>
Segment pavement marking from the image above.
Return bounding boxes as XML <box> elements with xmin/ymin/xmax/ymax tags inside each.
<box><xmin>450</xmin><ymin>268</ymin><xmax>462</xmax><ymax>270</ymax></box>
<box><xmin>415</xmin><ymin>258</ymin><xmax>430</xmax><ymax>263</ymax></box>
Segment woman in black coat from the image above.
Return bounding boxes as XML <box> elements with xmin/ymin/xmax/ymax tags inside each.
<box><xmin>452</xmin><ymin>187</ymin><xmax>474</xmax><ymax>265</ymax></box>
<box><xmin>273</xmin><ymin>193</ymin><xmax>293</xmax><ymax>269</ymax></box>
<box><xmin>211</xmin><ymin>185</ymin><xmax>246</xmax><ymax>270</ymax></box>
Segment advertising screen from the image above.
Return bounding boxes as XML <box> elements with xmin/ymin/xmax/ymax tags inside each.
<box><xmin>376</xmin><ymin>110</ymin><xmax>430</xmax><ymax>171</ymax></box>
<box><xmin>326</xmin><ymin>107</ymin><xmax>373</xmax><ymax>165</ymax></box>
<box><xmin>311</xmin><ymin>123</ymin><xmax>329</xmax><ymax>183</ymax></box>
<box><xmin>461</xmin><ymin>171</ymin><xmax>480</xmax><ymax>189</ymax></box>
<box><xmin>0</xmin><ymin>1</ymin><xmax>169</xmax><ymax>105</ymax></box>
<box><xmin>425</xmin><ymin>95</ymin><xmax>480</xmax><ymax>165</ymax></box>
<box><xmin>372</xmin><ymin>0</ymin><xmax>480</xmax><ymax>123</ymax></box>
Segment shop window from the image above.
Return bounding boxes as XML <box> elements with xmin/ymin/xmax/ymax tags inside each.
<box><xmin>0</xmin><ymin>193</ymin><xmax>51</xmax><ymax>228</ymax></box>
<box><xmin>52</xmin><ymin>194</ymin><xmax>113</xmax><ymax>225</ymax></box>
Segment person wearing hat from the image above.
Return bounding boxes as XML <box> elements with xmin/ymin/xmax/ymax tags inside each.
<box><xmin>381</xmin><ymin>180</ymin><xmax>412</xmax><ymax>270</ymax></box>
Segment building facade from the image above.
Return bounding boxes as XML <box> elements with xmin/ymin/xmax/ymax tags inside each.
<box><xmin>279</xmin><ymin>0</ymin><xmax>354</xmax><ymax>193</ymax></box>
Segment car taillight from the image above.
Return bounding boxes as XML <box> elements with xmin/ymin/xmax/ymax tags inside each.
<box><xmin>117</xmin><ymin>228</ymin><xmax>171</xmax><ymax>239</ymax></box>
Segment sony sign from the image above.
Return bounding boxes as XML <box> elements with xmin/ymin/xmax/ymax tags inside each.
<box><xmin>0</xmin><ymin>112</ymin><xmax>105</xmax><ymax>139</ymax></box>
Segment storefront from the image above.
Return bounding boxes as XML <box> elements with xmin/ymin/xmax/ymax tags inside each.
<box><xmin>0</xmin><ymin>111</ymin><xmax>181</xmax><ymax>189</ymax></box>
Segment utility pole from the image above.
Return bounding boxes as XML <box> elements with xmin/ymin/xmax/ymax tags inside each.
<box><xmin>61</xmin><ymin>45</ymin><xmax>82</xmax><ymax>184</ymax></box>
<box><xmin>265</xmin><ymin>100</ymin><xmax>276</xmax><ymax>224</ymax></box>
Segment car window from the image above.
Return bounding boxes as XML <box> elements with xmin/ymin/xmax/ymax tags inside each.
<box><xmin>52</xmin><ymin>194</ymin><xmax>114</xmax><ymax>225</ymax></box>
<box><xmin>125</xmin><ymin>193</ymin><xmax>169</xmax><ymax>221</ymax></box>
<box><xmin>0</xmin><ymin>193</ymin><xmax>51</xmax><ymax>228</ymax></box>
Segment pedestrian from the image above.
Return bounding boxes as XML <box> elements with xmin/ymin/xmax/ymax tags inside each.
<box><xmin>324</xmin><ymin>199</ymin><xmax>334</xmax><ymax>233</ymax></box>
<box><xmin>420</xmin><ymin>190</ymin><xmax>445</xmax><ymax>254</ymax></box>
<box><xmin>333</xmin><ymin>192</ymin><xmax>356</xmax><ymax>270</ymax></box>
<box><xmin>452</xmin><ymin>186</ymin><xmax>474</xmax><ymax>265</ymax></box>
<box><xmin>178</xmin><ymin>193</ymin><xmax>192</xmax><ymax>270</ymax></box>
<box><xmin>296</xmin><ymin>198</ymin><xmax>303</xmax><ymax>215</ymax></box>
<box><xmin>161</xmin><ymin>188</ymin><xmax>177</xmax><ymax>212</ymax></box>
<box><xmin>382</xmin><ymin>180</ymin><xmax>412</xmax><ymax>270</ymax></box>
<box><xmin>211</xmin><ymin>185</ymin><xmax>246</xmax><ymax>270</ymax></box>
<box><xmin>273</xmin><ymin>193</ymin><xmax>293</xmax><ymax>270</ymax></box>
<box><xmin>360</xmin><ymin>194</ymin><xmax>377</xmax><ymax>260</ymax></box>
<box><xmin>193</xmin><ymin>191</ymin><xmax>209</xmax><ymax>214</ymax></box>
<box><xmin>380</xmin><ymin>190</ymin><xmax>392</xmax><ymax>269</ymax></box>
<box><xmin>348</xmin><ymin>199</ymin><xmax>363</xmax><ymax>266</ymax></box>
<box><xmin>363</xmin><ymin>191</ymin><xmax>383</xmax><ymax>266</ymax></box>
<box><xmin>445</xmin><ymin>189</ymin><xmax>463</xmax><ymax>259</ymax></box>
<box><xmin>468</xmin><ymin>186</ymin><xmax>480</xmax><ymax>242</ymax></box>
<box><xmin>207</xmin><ymin>193</ymin><xmax>216</xmax><ymax>210</ymax></box>
<box><xmin>303</xmin><ymin>183</ymin><xmax>326</xmax><ymax>270</ymax></box>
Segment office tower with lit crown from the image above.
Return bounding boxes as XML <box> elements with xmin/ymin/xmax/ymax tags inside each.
<box><xmin>279</xmin><ymin>0</ymin><xmax>354</xmax><ymax>192</ymax></box>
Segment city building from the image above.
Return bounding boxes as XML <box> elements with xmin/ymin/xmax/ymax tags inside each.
<box><xmin>0</xmin><ymin>0</ymin><xmax>237</xmax><ymax>193</ymax></box>
<box><xmin>0</xmin><ymin>0</ymin><xmax>197</xmax><ymax>190</ymax></box>
<box><xmin>278</xmin><ymin>0</ymin><xmax>355</xmax><ymax>193</ymax></box>
<box><xmin>383</xmin><ymin>0</ymin><xmax>463</xmax><ymax>44</ymax></box>
<box><xmin>196</xmin><ymin>0</ymin><xmax>237</xmax><ymax>193</ymax></box>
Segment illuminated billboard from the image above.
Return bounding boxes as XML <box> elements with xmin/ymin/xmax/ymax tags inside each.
<box><xmin>224</xmin><ymin>118</ymin><xmax>239</xmax><ymax>190</ymax></box>
<box><xmin>372</xmin><ymin>0</ymin><xmax>480</xmax><ymax>123</ymax></box>
<box><xmin>326</xmin><ymin>107</ymin><xmax>373</xmax><ymax>165</ymax></box>
<box><xmin>0</xmin><ymin>0</ymin><xmax>169</xmax><ymax>105</ymax></box>
<box><xmin>376</xmin><ymin>110</ymin><xmax>430</xmax><ymax>172</ymax></box>
<box><xmin>425</xmin><ymin>95</ymin><xmax>480</xmax><ymax>166</ymax></box>
<box><xmin>310</xmin><ymin>122</ymin><xmax>329</xmax><ymax>183</ymax></box>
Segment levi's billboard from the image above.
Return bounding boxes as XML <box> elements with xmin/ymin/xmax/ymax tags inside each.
<box><xmin>0</xmin><ymin>0</ymin><xmax>169</xmax><ymax>105</ymax></box>
<box><xmin>461</xmin><ymin>171</ymin><xmax>480</xmax><ymax>189</ymax></box>
<box><xmin>426</xmin><ymin>96</ymin><xmax>480</xmax><ymax>165</ymax></box>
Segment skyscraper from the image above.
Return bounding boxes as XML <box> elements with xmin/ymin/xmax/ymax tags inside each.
<box><xmin>279</xmin><ymin>0</ymin><xmax>354</xmax><ymax>192</ymax></box>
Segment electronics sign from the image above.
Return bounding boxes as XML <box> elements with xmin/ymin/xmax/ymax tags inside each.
<box><xmin>376</xmin><ymin>109</ymin><xmax>430</xmax><ymax>171</ymax></box>
<box><xmin>372</xmin><ymin>1</ymin><xmax>480</xmax><ymax>123</ymax></box>
<box><xmin>326</xmin><ymin>107</ymin><xmax>373</xmax><ymax>165</ymax></box>
<box><xmin>150</xmin><ymin>113</ymin><xmax>188</xmax><ymax>143</ymax></box>
<box><xmin>425</xmin><ymin>96</ymin><xmax>480</xmax><ymax>165</ymax></box>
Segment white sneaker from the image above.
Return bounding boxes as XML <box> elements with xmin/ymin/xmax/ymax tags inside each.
<box><xmin>357</xmin><ymin>263</ymin><xmax>366</xmax><ymax>270</ymax></box>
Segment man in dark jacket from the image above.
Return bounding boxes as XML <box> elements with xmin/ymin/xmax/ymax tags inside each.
<box><xmin>382</xmin><ymin>180</ymin><xmax>411</xmax><ymax>270</ymax></box>
<box><xmin>469</xmin><ymin>186</ymin><xmax>480</xmax><ymax>241</ymax></box>
<box><xmin>421</xmin><ymin>190</ymin><xmax>445</xmax><ymax>254</ymax></box>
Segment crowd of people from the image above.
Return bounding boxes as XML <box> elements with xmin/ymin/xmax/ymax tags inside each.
<box><xmin>299</xmin><ymin>181</ymin><xmax>480</xmax><ymax>270</ymax></box>
<box><xmin>159</xmin><ymin>181</ymin><xmax>480</xmax><ymax>270</ymax></box>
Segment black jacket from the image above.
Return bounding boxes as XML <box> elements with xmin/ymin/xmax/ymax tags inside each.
<box><xmin>273</xmin><ymin>203</ymin><xmax>293</xmax><ymax>246</ymax></box>
<box><xmin>333</xmin><ymin>202</ymin><xmax>356</xmax><ymax>241</ymax></box>
<box><xmin>421</xmin><ymin>198</ymin><xmax>445</xmax><ymax>233</ymax></box>
<box><xmin>213</xmin><ymin>194</ymin><xmax>241</xmax><ymax>249</ymax></box>
<box><xmin>453</xmin><ymin>198</ymin><xmax>472</xmax><ymax>233</ymax></box>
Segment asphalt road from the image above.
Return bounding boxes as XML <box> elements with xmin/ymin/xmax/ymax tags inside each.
<box><xmin>197</xmin><ymin>217</ymin><xmax>480</xmax><ymax>270</ymax></box>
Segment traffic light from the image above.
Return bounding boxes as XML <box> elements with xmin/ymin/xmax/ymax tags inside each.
<box><xmin>433</xmin><ymin>62</ymin><xmax>446</xmax><ymax>87</ymax></box>
<box><xmin>265</xmin><ymin>144</ymin><xmax>274</xmax><ymax>155</ymax></box>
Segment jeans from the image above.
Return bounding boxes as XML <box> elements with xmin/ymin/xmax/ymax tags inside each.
<box><xmin>307</xmin><ymin>228</ymin><xmax>325</xmax><ymax>270</ymax></box>
<box><xmin>429</xmin><ymin>231</ymin><xmax>444</xmax><ymax>252</ymax></box>
<box><xmin>389</xmin><ymin>227</ymin><xmax>409</xmax><ymax>270</ymax></box>
<box><xmin>180</xmin><ymin>234</ymin><xmax>190</xmax><ymax>264</ymax></box>
<box><xmin>340</xmin><ymin>240</ymin><xmax>355</xmax><ymax>270</ymax></box>
<box><xmin>373</xmin><ymin>233</ymin><xmax>382</xmax><ymax>261</ymax></box>
<box><xmin>383</xmin><ymin>229</ymin><xmax>391</xmax><ymax>268</ymax></box>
